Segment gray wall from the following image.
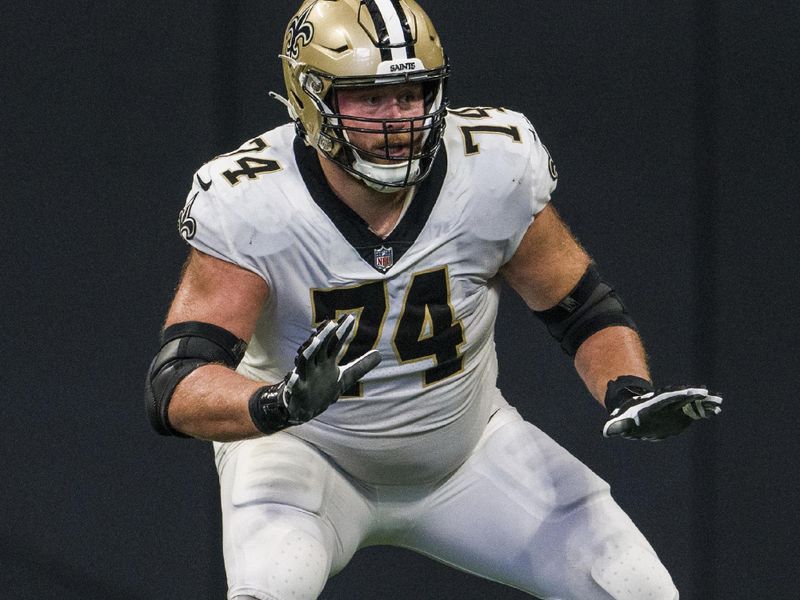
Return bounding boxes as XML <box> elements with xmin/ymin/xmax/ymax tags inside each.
<box><xmin>2</xmin><ymin>1</ymin><xmax>798</xmax><ymax>598</ymax></box>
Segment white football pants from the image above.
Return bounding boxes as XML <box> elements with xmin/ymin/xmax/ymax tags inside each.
<box><xmin>217</xmin><ymin>406</ymin><xmax>678</xmax><ymax>600</ymax></box>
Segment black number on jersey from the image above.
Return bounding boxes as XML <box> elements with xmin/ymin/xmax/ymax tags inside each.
<box><xmin>217</xmin><ymin>136</ymin><xmax>268</xmax><ymax>157</ymax></box>
<box><xmin>311</xmin><ymin>280</ymin><xmax>389</xmax><ymax>397</ymax></box>
<box><xmin>311</xmin><ymin>266</ymin><xmax>464</xmax><ymax>395</ymax></box>
<box><xmin>392</xmin><ymin>267</ymin><xmax>465</xmax><ymax>385</ymax></box>
<box><xmin>222</xmin><ymin>156</ymin><xmax>282</xmax><ymax>185</ymax></box>
<box><xmin>448</xmin><ymin>106</ymin><xmax>507</xmax><ymax>119</ymax></box>
<box><xmin>459</xmin><ymin>125</ymin><xmax>522</xmax><ymax>155</ymax></box>
<box><xmin>217</xmin><ymin>136</ymin><xmax>283</xmax><ymax>185</ymax></box>
<box><xmin>451</xmin><ymin>107</ymin><xmax>521</xmax><ymax>155</ymax></box>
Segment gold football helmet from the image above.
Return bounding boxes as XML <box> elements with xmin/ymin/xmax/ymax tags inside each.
<box><xmin>277</xmin><ymin>0</ymin><xmax>449</xmax><ymax>191</ymax></box>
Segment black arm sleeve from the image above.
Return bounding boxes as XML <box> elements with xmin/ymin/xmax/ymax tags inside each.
<box><xmin>533</xmin><ymin>265</ymin><xmax>638</xmax><ymax>356</ymax></box>
<box><xmin>144</xmin><ymin>321</ymin><xmax>247</xmax><ymax>437</ymax></box>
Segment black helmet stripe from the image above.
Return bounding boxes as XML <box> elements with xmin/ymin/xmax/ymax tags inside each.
<box><xmin>365</xmin><ymin>0</ymin><xmax>415</xmax><ymax>61</ymax></box>
<box><xmin>364</xmin><ymin>1</ymin><xmax>392</xmax><ymax>60</ymax></box>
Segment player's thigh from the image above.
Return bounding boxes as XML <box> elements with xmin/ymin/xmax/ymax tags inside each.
<box><xmin>216</xmin><ymin>433</ymin><xmax>372</xmax><ymax>600</ymax></box>
<box><xmin>405</xmin><ymin>409</ymin><xmax>678</xmax><ymax>600</ymax></box>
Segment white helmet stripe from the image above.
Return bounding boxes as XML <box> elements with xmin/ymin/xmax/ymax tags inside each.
<box><xmin>372</xmin><ymin>0</ymin><xmax>411</xmax><ymax>61</ymax></box>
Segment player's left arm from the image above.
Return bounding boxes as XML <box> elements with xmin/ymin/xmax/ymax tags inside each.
<box><xmin>500</xmin><ymin>204</ymin><xmax>722</xmax><ymax>440</ymax></box>
<box><xmin>500</xmin><ymin>204</ymin><xmax>647</xmax><ymax>400</ymax></box>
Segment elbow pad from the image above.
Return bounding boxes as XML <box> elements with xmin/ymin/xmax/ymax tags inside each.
<box><xmin>144</xmin><ymin>321</ymin><xmax>247</xmax><ymax>437</ymax></box>
<box><xmin>533</xmin><ymin>265</ymin><xmax>637</xmax><ymax>357</ymax></box>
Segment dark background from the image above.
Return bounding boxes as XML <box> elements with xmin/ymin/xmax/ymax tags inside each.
<box><xmin>2</xmin><ymin>1</ymin><xmax>798</xmax><ymax>598</ymax></box>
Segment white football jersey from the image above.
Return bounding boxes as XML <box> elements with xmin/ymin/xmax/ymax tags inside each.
<box><xmin>179</xmin><ymin>107</ymin><xmax>557</xmax><ymax>484</ymax></box>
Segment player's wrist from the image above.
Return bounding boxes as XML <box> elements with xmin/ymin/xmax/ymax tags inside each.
<box><xmin>248</xmin><ymin>382</ymin><xmax>293</xmax><ymax>434</ymax></box>
<box><xmin>604</xmin><ymin>375</ymin><xmax>654</xmax><ymax>415</ymax></box>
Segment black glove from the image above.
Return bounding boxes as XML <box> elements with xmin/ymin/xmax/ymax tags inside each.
<box><xmin>249</xmin><ymin>314</ymin><xmax>381</xmax><ymax>433</ymax></box>
<box><xmin>602</xmin><ymin>375</ymin><xmax>723</xmax><ymax>441</ymax></box>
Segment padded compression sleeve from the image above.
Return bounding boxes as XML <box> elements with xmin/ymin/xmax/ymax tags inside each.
<box><xmin>533</xmin><ymin>265</ymin><xmax>638</xmax><ymax>356</ymax></box>
<box><xmin>144</xmin><ymin>321</ymin><xmax>247</xmax><ymax>436</ymax></box>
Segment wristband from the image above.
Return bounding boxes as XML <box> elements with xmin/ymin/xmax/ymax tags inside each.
<box><xmin>248</xmin><ymin>382</ymin><xmax>292</xmax><ymax>434</ymax></box>
<box><xmin>604</xmin><ymin>375</ymin><xmax>654</xmax><ymax>414</ymax></box>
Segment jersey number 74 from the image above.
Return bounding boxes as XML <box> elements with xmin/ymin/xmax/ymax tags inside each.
<box><xmin>311</xmin><ymin>266</ymin><xmax>465</xmax><ymax>396</ymax></box>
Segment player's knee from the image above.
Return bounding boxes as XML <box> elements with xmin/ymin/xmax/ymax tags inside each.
<box><xmin>232</xmin><ymin>527</ymin><xmax>331</xmax><ymax>600</ymax></box>
<box><xmin>590</xmin><ymin>542</ymin><xmax>678</xmax><ymax>600</ymax></box>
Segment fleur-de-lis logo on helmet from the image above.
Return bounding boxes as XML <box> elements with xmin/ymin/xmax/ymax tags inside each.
<box><xmin>285</xmin><ymin>2</ymin><xmax>316</xmax><ymax>60</ymax></box>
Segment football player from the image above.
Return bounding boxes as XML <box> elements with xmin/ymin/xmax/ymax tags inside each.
<box><xmin>145</xmin><ymin>1</ymin><xmax>722</xmax><ymax>598</ymax></box>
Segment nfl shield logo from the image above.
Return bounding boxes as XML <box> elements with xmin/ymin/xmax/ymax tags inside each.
<box><xmin>373</xmin><ymin>245</ymin><xmax>394</xmax><ymax>272</ymax></box>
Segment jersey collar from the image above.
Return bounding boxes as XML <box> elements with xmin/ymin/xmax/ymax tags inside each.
<box><xmin>293</xmin><ymin>137</ymin><xmax>448</xmax><ymax>273</ymax></box>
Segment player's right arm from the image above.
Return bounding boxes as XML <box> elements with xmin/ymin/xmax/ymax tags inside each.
<box><xmin>148</xmin><ymin>141</ymin><xmax>380</xmax><ymax>441</ymax></box>
<box><xmin>161</xmin><ymin>248</ymin><xmax>269</xmax><ymax>441</ymax></box>
<box><xmin>148</xmin><ymin>247</ymin><xmax>381</xmax><ymax>442</ymax></box>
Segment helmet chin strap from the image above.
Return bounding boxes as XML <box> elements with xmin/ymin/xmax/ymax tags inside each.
<box><xmin>350</xmin><ymin>150</ymin><xmax>421</xmax><ymax>193</ymax></box>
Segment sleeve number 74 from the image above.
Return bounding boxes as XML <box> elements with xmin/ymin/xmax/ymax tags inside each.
<box><xmin>311</xmin><ymin>266</ymin><xmax>465</xmax><ymax>396</ymax></box>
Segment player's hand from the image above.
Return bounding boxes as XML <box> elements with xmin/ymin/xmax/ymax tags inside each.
<box><xmin>602</xmin><ymin>376</ymin><xmax>722</xmax><ymax>441</ymax></box>
<box><xmin>283</xmin><ymin>314</ymin><xmax>381</xmax><ymax>423</ymax></box>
